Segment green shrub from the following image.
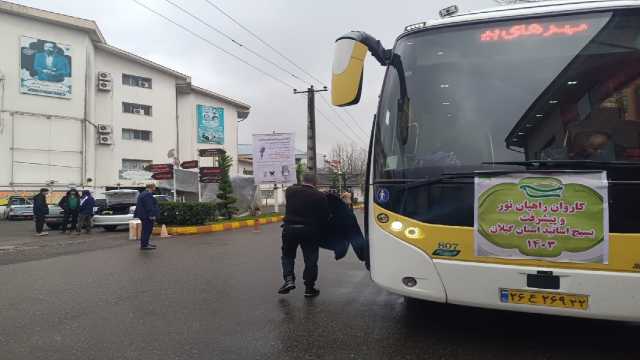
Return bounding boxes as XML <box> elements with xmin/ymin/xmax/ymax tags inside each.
<box><xmin>157</xmin><ymin>202</ymin><xmax>216</xmax><ymax>226</ymax></box>
<box><xmin>216</xmin><ymin>154</ymin><xmax>238</xmax><ymax>220</ymax></box>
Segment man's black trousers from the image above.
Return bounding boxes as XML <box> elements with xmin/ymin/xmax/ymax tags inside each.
<box><xmin>34</xmin><ymin>215</ymin><xmax>45</xmax><ymax>233</ymax></box>
<box><xmin>61</xmin><ymin>210</ymin><xmax>79</xmax><ymax>231</ymax></box>
<box><xmin>281</xmin><ymin>224</ymin><xmax>319</xmax><ymax>287</ymax></box>
<box><xmin>140</xmin><ymin>218</ymin><xmax>154</xmax><ymax>248</ymax></box>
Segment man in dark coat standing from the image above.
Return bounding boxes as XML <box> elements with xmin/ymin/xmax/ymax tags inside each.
<box><xmin>77</xmin><ymin>190</ymin><xmax>95</xmax><ymax>234</ymax></box>
<box><xmin>278</xmin><ymin>173</ymin><xmax>329</xmax><ymax>298</ymax></box>
<box><xmin>60</xmin><ymin>189</ymin><xmax>80</xmax><ymax>233</ymax></box>
<box><xmin>32</xmin><ymin>188</ymin><xmax>49</xmax><ymax>236</ymax></box>
<box><xmin>134</xmin><ymin>184</ymin><xmax>160</xmax><ymax>250</ymax></box>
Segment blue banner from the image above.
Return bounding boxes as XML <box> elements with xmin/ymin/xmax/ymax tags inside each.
<box><xmin>197</xmin><ymin>105</ymin><xmax>224</xmax><ymax>144</ymax></box>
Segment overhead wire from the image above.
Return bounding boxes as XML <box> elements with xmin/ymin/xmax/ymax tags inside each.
<box><xmin>132</xmin><ymin>0</ymin><xmax>365</xmax><ymax>149</ymax></box>
<box><xmin>316</xmin><ymin>106</ymin><xmax>366</xmax><ymax>148</ymax></box>
<box><xmin>131</xmin><ymin>0</ymin><xmax>297</xmax><ymax>89</ymax></box>
<box><xmin>202</xmin><ymin>0</ymin><xmax>327</xmax><ymax>88</ymax></box>
<box><xmin>317</xmin><ymin>94</ymin><xmax>369</xmax><ymax>141</ymax></box>
<box><xmin>160</xmin><ymin>0</ymin><xmax>304</xmax><ymax>84</ymax></box>
<box><xmin>294</xmin><ymin>96</ymin><xmax>365</xmax><ymax>149</ymax></box>
<box><xmin>333</xmin><ymin>100</ymin><xmax>370</xmax><ymax>137</ymax></box>
<box><xmin>199</xmin><ymin>0</ymin><xmax>370</xmax><ymax>143</ymax></box>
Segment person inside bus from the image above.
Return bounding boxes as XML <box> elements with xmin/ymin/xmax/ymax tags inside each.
<box><xmin>571</xmin><ymin>131</ymin><xmax>616</xmax><ymax>161</ymax></box>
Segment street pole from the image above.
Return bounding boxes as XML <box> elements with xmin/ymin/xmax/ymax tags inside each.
<box><xmin>294</xmin><ymin>85</ymin><xmax>327</xmax><ymax>179</ymax></box>
<box><xmin>274</xmin><ymin>183</ymin><xmax>279</xmax><ymax>213</ymax></box>
<box><xmin>173</xmin><ymin>166</ymin><xmax>177</xmax><ymax>202</ymax></box>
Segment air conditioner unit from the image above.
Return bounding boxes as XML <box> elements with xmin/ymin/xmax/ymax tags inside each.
<box><xmin>97</xmin><ymin>71</ymin><xmax>112</xmax><ymax>81</ymax></box>
<box><xmin>98</xmin><ymin>80</ymin><xmax>112</xmax><ymax>91</ymax></box>
<box><xmin>98</xmin><ymin>134</ymin><xmax>113</xmax><ymax>145</ymax></box>
<box><xmin>133</xmin><ymin>108</ymin><xmax>144</xmax><ymax>115</ymax></box>
<box><xmin>97</xmin><ymin>124</ymin><xmax>112</xmax><ymax>134</ymax></box>
<box><xmin>140</xmin><ymin>81</ymin><xmax>150</xmax><ymax>88</ymax></box>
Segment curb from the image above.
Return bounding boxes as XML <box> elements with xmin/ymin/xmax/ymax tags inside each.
<box><xmin>152</xmin><ymin>215</ymin><xmax>284</xmax><ymax>236</ymax></box>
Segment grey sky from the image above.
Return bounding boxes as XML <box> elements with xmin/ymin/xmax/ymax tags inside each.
<box><xmin>12</xmin><ymin>0</ymin><xmax>496</xmax><ymax>155</ymax></box>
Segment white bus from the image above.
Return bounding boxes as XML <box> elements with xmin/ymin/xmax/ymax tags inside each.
<box><xmin>332</xmin><ymin>0</ymin><xmax>640</xmax><ymax>321</ymax></box>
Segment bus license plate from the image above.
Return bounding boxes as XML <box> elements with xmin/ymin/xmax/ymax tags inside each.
<box><xmin>499</xmin><ymin>288</ymin><xmax>589</xmax><ymax>310</ymax></box>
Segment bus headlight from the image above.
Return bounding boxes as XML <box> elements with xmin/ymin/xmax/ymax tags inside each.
<box><xmin>404</xmin><ymin>227</ymin><xmax>422</xmax><ymax>239</ymax></box>
<box><xmin>390</xmin><ymin>221</ymin><xmax>404</xmax><ymax>232</ymax></box>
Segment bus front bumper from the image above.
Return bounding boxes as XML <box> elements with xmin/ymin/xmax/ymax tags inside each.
<box><xmin>370</xmin><ymin>224</ymin><xmax>640</xmax><ymax>322</ymax></box>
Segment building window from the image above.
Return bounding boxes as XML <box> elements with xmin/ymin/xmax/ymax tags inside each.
<box><xmin>122</xmin><ymin>159</ymin><xmax>152</xmax><ymax>171</ymax></box>
<box><xmin>122</xmin><ymin>128</ymin><xmax>152</xmax><ymax>142</ymax></box>
<box><xmin>123</xmin><ymin>102</ymin><xmax>152</xmax><ymax>116</ymax></box>
<box><xmin>122</xmin><ymin>74</ymin><xmax>152</xmax><ymax>89</ymax></box>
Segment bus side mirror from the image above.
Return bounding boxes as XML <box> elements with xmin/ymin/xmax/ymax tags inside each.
<box><xmin>332</xmin><ymin>38</ymin><xmax>368</xmax><ymax>107</ymax></box>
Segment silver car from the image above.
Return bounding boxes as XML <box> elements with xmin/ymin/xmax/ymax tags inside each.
<box><xmin>92</xmin><ymin>190</ymin><xmax>139</xmax><ymax>231</ymax></box>
<box><xmin>6</xmin><ymin>196</ymin><xmax>33</xmax><ymax>220</ymax></box>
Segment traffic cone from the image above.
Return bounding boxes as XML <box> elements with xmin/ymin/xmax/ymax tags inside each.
<box><xmin>160</xmin><ymin>224</ymin><xmax>170</xmax><ymax>238</ymax></box>
<box><xmin>253</xmin><ymin>217</ymin><xmax>261</xmax><ymax>233</ymax></box>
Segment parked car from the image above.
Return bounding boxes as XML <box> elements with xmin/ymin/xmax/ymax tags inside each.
<box><xmin>92</xmin><ymin>190</ymin><xmax>139</xmax><ymax>231</ymax></box>
<box><xmin>6</xmin><ymin>196</ymin><xmax>33</xmax><ymax>220</ymax></box>
<box><xmin>45</xmin><ymin>204</ymin><xmax>64</xmax><ymax>230</ymax></box>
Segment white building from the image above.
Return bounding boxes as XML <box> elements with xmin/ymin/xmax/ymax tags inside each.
<box><xmin>0</xmin><ymin>1</ymin><xmax>250</xmax><ymax>204</ymax></box>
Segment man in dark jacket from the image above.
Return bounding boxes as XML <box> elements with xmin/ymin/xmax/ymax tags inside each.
<box><xmin>278</xmin><ymin>173</ymin><xmax>329</xmax><ymax>297</ymax></box>
<box><xmin>60</xmin><ymin>189</ymin><xmax>80</xmax><ymax>233</ymax></box>
<box><xmin>77</xmin><ymin>190</ymin><xmax>95</xmax><ymax>234</ymax></box>
<box><xmin>134</xmin><ymin>184</ymin><xmax>160</xmax><ymax>250</ymax></box>
<box><xmin>32</xmin><ymin>188</ymin><xmax>49</xmax><ymax>236</ymax></box>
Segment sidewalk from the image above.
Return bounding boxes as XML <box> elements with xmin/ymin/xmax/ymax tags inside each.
<box><xmin>153</xmin><ymin>215</ymin><xmax>284</xmax><ymax>236</ymax></box>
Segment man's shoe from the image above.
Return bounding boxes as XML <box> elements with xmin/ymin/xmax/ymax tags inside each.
<box><xmin>278</xmin><ymin>279</ymin><xmax>296</xmax><ymax>294</ymax></box>
<box><xmin>140</xmin><ymin>245</ymin><xmax>156</xmax><ymax>251</ymax></box>
<box><xmin>304</xmin><ymin>287</ymin><xmax>320</xmax><ymax>298</ymax></box>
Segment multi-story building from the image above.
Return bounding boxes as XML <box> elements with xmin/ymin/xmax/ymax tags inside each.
<box><xmin>0</xmin><ymin>1</ymin><xmax>250</xmax><ymax>204</ymax></box>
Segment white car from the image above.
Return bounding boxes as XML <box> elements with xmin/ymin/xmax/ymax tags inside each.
<box><xmin>92</xmin><ymin>190</ymin><xmax>139</xmax><ymax>231</ymax></box>
<box><xmin>92</xmin><ymin>191</ymin><xmax>171</xmax><ymax>231</ymax></box>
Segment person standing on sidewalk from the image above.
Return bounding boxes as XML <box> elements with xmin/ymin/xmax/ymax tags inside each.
<box><xmin>32</xmin><ymin>188</ymin><xmax>50</xmax><ymax>236</ymax></box>
<box><xmin>60</xmin><ymin>189</ymin><xmax>80</xmax><ymax>233</ymax></box>
<box><xmin>134</xmin><ymin>184</ymin><xmax>160</xmax><ymax>251</ymax></box>
<box><xmin>77</xmin><ymin>190</ymin><xmax>95</xmax><ymax>234</ymax></box>
<box><xmin>278</xmin><ymin>173</ymin><xmax>329</xmax><ymax>298</ymax></box>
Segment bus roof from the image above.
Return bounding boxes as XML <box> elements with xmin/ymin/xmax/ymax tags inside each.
<box><xmin>402</xmin><ymin>0</ymin><xmax>640</xmax><ymax>36</ymax></box>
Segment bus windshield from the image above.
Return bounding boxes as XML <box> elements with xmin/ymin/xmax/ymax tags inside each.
<box><xmin>374</xmin><ymin>9</ymin><xmax>640</xmax><ymax>181</ymax></box>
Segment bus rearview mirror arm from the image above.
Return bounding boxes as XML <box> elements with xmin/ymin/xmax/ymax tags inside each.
<box><xmin>339</xmin><ymin>32</ymin><xmax>410</xmax><ymax>145</ymax></box>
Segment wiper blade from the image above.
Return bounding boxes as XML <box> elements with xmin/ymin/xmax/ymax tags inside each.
<box><xmin>483</xmin><ymin>160</ymin><xmax>640</xmax><ymax>168</ymax></box>
<box><xmin>401</xmin><ymin>170</ymin><xmax>522</xmax><ymax>190</ymax></box>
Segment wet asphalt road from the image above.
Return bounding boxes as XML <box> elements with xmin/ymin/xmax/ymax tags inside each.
<box><xmin>1</xmin><ymin>218</ymin><xmax>639</xmax><ymax>360</ymax></box>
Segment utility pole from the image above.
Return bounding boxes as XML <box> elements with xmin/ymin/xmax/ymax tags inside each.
<box><xmin>294</xmin><ymin>85</ymin><xmax>327</xmax><ymax>178</ymax></box>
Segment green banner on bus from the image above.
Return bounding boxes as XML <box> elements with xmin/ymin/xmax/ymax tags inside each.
<box><xmin>475</xmin><ymin>173</ymin><xmax>609</xmax><ymax>263</ymax></box>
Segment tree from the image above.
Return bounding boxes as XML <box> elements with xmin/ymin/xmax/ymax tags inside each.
<box><xmin>327</xmin><ymin>143</ymin><xmax>367</xmax><ymax>192</ymax></box>
<box><xmin>295</xmin><ymin>161</ymin><xmax>305</xmax><ymax>185</ymax></box>
<box><xmin>216</xmin><ymin>154</ymin><xmax>237</xmax><ymax>219</ymax></box>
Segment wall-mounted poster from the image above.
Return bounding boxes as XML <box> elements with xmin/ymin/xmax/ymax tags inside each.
<box><xmin>197</xmin><ymin>105</ymin><xmax>224</xmax><ymax>144</ymax></box>
<box><xmin>20</xmin><ymin>36</ymin><xmax>72</xmax><ymax>98</ymax></box>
